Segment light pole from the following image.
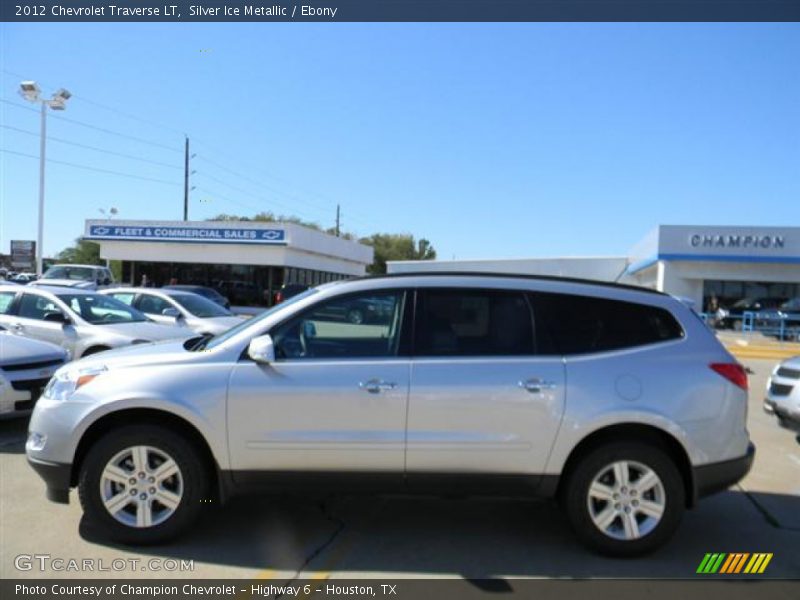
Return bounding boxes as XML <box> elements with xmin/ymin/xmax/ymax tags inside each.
<box><xmin>98</xmin><ymin>207</ymin><xmax>118</xmax><ymax>268</ymax></box>
<box><xmin>19</xmin><ymin>81</ymin><xmax>72</xmax><ymax>276</ymax></box>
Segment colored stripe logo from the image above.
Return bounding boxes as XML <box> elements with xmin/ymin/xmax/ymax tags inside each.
<box><xmin>697</xmin><ymin>553</ymin><xmax>773</xmax><ymax>574</ymax></box>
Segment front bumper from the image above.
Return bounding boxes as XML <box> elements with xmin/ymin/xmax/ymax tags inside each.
<box><xmin>28</xmin><ymin>457</ymin><xmax>72</xmax><ymax>504</ymax></box>
<box><xmin>764</xmin><ymin>397</ymin><xmax>800</xmax><ymax>431</ymax></box>
<box><xmin>694</xmin><ymin>442</ymin><xmax>755</xmax><ymax>500</ymax></box>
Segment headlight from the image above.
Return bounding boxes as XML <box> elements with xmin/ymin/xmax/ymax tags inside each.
<box><xmin>43</xmin><ymin>365</ymin><xmax>107</xmax><ymax>401</ymax></box>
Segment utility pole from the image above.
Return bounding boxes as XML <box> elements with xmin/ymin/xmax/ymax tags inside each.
<box><xmin>335</xmin><ymin>204</ymin><xmax>340</xmax><ymax>237</ymax></box>
<box><xmin>37</xmin><ymin>102</ymin><xmax>47</xmax><ymax>276</ymax></box>
<box><xmin>19</xmin><ymin>81</ymin><xmax>71</xmax><ymax>276</ymax></box>
<box><xmin>183</xmin><ymin>136</ymin><xmax>190</xmax><ymax>221</ymax></box>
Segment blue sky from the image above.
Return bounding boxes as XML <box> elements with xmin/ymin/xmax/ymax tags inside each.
<box><xmin>1</xmin><ymin>23</ymin><xmax>799</xmax><ymax>260</ymax></box>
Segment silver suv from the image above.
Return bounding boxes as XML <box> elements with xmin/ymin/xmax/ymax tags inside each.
<box><xmin>26</xmin><ymin>274</ymin><xmax>754</xmax><ymax>555</ymax></box>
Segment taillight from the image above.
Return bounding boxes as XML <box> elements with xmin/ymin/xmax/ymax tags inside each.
<box><xmin>275</xmin><ymin>292</ymin><xmax>284</xmax><ymax>304</ymax></box>
<box><xmin>710</xmin><ymin>363</ymin><xmax>748</xmax><ymax>390</ymax></box>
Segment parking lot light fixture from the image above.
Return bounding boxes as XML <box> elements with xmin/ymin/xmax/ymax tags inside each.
<box><xmin>18</xmin><ymin>80</ymin><xmax>72</xmax><ymax>276</ymax></box>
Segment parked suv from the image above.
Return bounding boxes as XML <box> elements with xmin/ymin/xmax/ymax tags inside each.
<box><xmin>26</xmin><ymin>274</ymin><xmax>753</xmax><ymax>555</ymax></box>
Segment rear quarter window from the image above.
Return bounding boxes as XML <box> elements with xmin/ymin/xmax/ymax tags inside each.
<box><xmin>530</xmin><ymin>292</ymin><xmax>684</xmax><ymax>355</ymax></box>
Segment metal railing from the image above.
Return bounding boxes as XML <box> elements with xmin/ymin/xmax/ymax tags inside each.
<box><xmin>699</xmin><ymin>310</ymin><xmax>800</xmax><ymax>341</ymax></box>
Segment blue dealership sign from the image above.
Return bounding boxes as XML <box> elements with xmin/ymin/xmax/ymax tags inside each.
<box><xmin>86</xmin><ymin>224</ymin><xmax>286</xmax><ymax>244</ymax></box>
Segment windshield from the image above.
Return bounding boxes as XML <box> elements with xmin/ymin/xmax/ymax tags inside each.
<box><xmin>43</xmin><ymin>266</ymin><xmax>98</xmax><ymax>281</ymax></box>
<box><xmin>171</xmin><ymin>293</ymin><xmax>231</xmax><ymax>318</ymax></box>
<box><xmin>57</xmin><ymin>292</ymin><xmax>148</xmax><ymax>324</ymax></box>
<box><xmin>197</xmin><ymin>288</ymin><xmax>318</xmax><ymax>351</ymax></box>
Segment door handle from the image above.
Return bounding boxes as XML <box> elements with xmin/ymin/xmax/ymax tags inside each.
<box><xmin>359</xmin><ymin>379</ymin><xmax>397</xmax><ymax>394</ymax></box>
<box><xmin>11</xmin><ymin>322</ymin><xmax>24</xmax><ymax>331</ymax></box>
<box><xmin>519</xmin><ymin>378</ymin><xmax>557</xmax><ymax>393</ymax></box>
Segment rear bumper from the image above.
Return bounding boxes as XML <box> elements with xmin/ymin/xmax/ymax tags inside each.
<box><xmin>694</xmin><ymin>443</ymin><xmax>755</xmax><ymax>500</ymax></box>
<box><xmin>28</xmin><ymin>457</ymin><xmax>71</xmax><ymax>504</ymax></box>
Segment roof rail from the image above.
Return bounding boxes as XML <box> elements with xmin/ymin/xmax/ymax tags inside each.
<box><xmin>354</xmin><ymin>271</ymin><xmax>666</xmax><ymax>296</ymax></box>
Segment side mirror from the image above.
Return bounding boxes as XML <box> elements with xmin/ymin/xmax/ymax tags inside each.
<box><xmin>162</xmin><ymin>307</ymin><xmax>181</xmax><ymax>319</ymax></box>
<box><xmin>248</xmin><ymin>334</ymin><xmax>275</xmax><ymax>364</ymax></box>
<box><xmin>103</xmin><ymin>278</ymin><xmax>111</xmax><ymax>286</ymax></box>
<box><xmin>43</xmin><ymin>312</ymin><xmax>69</xmax><ymax>325</ymax></box>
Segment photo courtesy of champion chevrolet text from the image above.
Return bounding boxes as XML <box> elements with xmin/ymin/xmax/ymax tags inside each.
<box><xmin>0</xmin><ymin>2</ymin><xmax>798</xmax><ymax>599</ymax></box>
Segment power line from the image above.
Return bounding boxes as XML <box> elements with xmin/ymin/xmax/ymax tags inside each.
<box><xmin>194</xmin><ymin>186</ymin><xmax>269</xmax><ymax>216</ymax></box>
<box><xmin>193</xmin><ymin>147</ymin><xmax>379</xmax><ymax>230</ymax></box>
<box><xmin>0</xmin><ymin>97</ymin><xmax>183</xmax><ymax>153</ymax></box>
<box><xmin>2</xmin><ymin>68</ymin><xmax>186</xmax><ymax>135</ymax></box>
<box><xmin>1</xmin><ymin>124</ymin><xmax>182</xmax><ymax>170</ymax></box>
<box><xmin>0</xmin><ymin>148</ymin><xmax>181</xmax><ymax>186</ymax></box>
<box><xmin>194</xmin><ymin>152</ymin><xmax>333</xmax><ymax>214</ymax></box>
<box><xmin>193</xmin><ymin>170</ymin><xmax>327</xmax><ymax>224</ymax></box>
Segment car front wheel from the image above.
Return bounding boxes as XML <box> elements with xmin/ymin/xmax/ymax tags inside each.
<box><xmin>78</xmin><ymin>424</ymin><xmax>208</xmax><ymax>544</ymax></box>
<box><xmin>563</xmin><ymin>441</ymin><xmax>685</xmax><ymax>556</ymax></box>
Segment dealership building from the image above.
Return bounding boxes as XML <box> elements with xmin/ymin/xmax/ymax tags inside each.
<box><xmin>388</xmin><ymin>225</ymin><xmax>800</xmax><ymax>311</ymax></box>
<box><xmin>84</xmin><ymin>219</ymin><xmax>373</xmax><ymax>306</ymax></box>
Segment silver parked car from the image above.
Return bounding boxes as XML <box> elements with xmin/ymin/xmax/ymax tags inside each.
<box><xmin>101</xmin><ymin>288</ymin><xmax>244</xmax><ymax>336</ymax></box>
<box><xmin>764</xmin><ymin>356</ymin><xmax>800</xmax><ymax>432</ymax></box>
<box><xmin>0</xmin><ymin>285</ymin><xmax>189</xmax><ymax>359</ymax></box>
<box><xmin>30</xmin><ymin>264</ymin><xmax>115</xmax><ymax>290</ymax></box>
<box><xmin>0</xmin><ymin>332</ymin><xmax>67</xmax><ymax>417</ymax></box>
<box><xmin>26</xmin><ymin>274</ymin><xmax>754</xmax><ymax>555</ymax></box>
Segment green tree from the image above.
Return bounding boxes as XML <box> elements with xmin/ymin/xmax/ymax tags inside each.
<box><xmin>57</xmin><ymin>238</ymin><xmax>102</xmax><ymax>265</ymax></box>
<box><xmin>56</xmin><ymin>238</ymin><xmax>122</xmax><ymax>280</ymax></box>
<box><xmin>360</xmin><ymin>234</ymin><xmax>437</xmax><ymax>274</ymax></box>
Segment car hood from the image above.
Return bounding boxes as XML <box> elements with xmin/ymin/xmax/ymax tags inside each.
<box><xmin>778</xmin><ymin>356</ymin><xmax>800</xmax><ymax>370</ymax></box>
<box><xmin>200</xmin><ymin>315</ymin><xmax>247</xmax><ymax>333</ymax></box>
<box><xmin>0</xmin><ymin>332</ymin><xmax>66</xmax><ymax>366</ymax></box>
<box><xmin>71</xmin><ymin>337</ymin><xmax>200</xmax><ymax>371</ymax></box>
<box><xmin>101</xmin><ymin>321</ymin><xmax>191</xmax><ymax>342</ymax></box>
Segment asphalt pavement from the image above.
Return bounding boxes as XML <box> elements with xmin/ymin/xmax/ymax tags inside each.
<box><xmin>1</xmin><ymin>359</ymin><xmax>798</xmax><ymax>583</ymax></box>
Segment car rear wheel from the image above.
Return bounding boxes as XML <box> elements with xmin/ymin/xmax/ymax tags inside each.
<box><xmin>78</xmin><ymin>424</ymin><xmax>208</xmax><ymax>544</ymax></box>
<box><xmin>563</xmin><ymin>441</ymin><xmax>685</xmax><ymax>556</ymax></box>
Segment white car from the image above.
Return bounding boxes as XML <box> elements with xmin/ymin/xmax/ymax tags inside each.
<box><xmin>764</xmin><ymin>356</ymin><xmax>800</xmax><ymax>431</ymax></box>
<box><xmin>31</xmin><ymin>264</ymin><xmax>115</xmax><ymax>290</ymax></box>
<box><xmin>0</xmin><ymin>332</ymin><xmax>67</xmax><ymax>417</ymax></box>
<box><xmin>0</xmin><ymin>285</ymin><xmax>189</xmax><ymax>359</ymax></box>
<box><xmin>102</xmin><ymin>288</ymin><xmax>244</xmax><ymax>337</ymax></box>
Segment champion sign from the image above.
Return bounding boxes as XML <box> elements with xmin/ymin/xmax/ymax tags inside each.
<box><xmin>86</xmin><ymin>225</ymin><xmax>286</xmax><ymax>244</ymax></box>
<box><xmin>689</xmin><ymin>233</ymin><xmax>785</xmax><ymax>250</ymax></box>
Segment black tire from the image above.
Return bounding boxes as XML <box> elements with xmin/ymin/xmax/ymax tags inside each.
<box><xmin>78</xmin><ymin>424</ymin><xmax>208</xmax><ymax>545</ymax></box>
<box><xmin>562</xmin><ymin>441</ymin><xmax>685</xmax><ymax>557</ymax></box>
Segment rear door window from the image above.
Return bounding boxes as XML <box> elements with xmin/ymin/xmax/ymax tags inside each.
<box><xmin>0</xmin><ymin>291</ymin><xmax>17</xmax><ymax>315</ymax></box>
<box><xmin>137</xmin><ymin>294</ymin><xmax>173</xmax><ymax>315</ymax></box>
<box><xmin>110</xmin><ymin>293</ymin><xmax>136</xmax><ymax>306</ymax></box>
<box><xmin>530</xmin><ymin>292</ymin><xmax>683</xmax><ymax>355</ymax></box>
<box><xmin>414</xmin><ymin>288</ymin><xmax>534</xmax><ymax>357</ymax></box>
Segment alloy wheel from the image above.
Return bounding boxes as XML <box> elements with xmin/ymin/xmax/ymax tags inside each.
<box><xmin>586</xmin><ymin>460</ymin><xmax>665</xmax><ymax>540</ymax></box>
<box><xmin>99</xmin><ymin>445</ymin><xmax>183</xmax><ymax>528</ymax></box>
